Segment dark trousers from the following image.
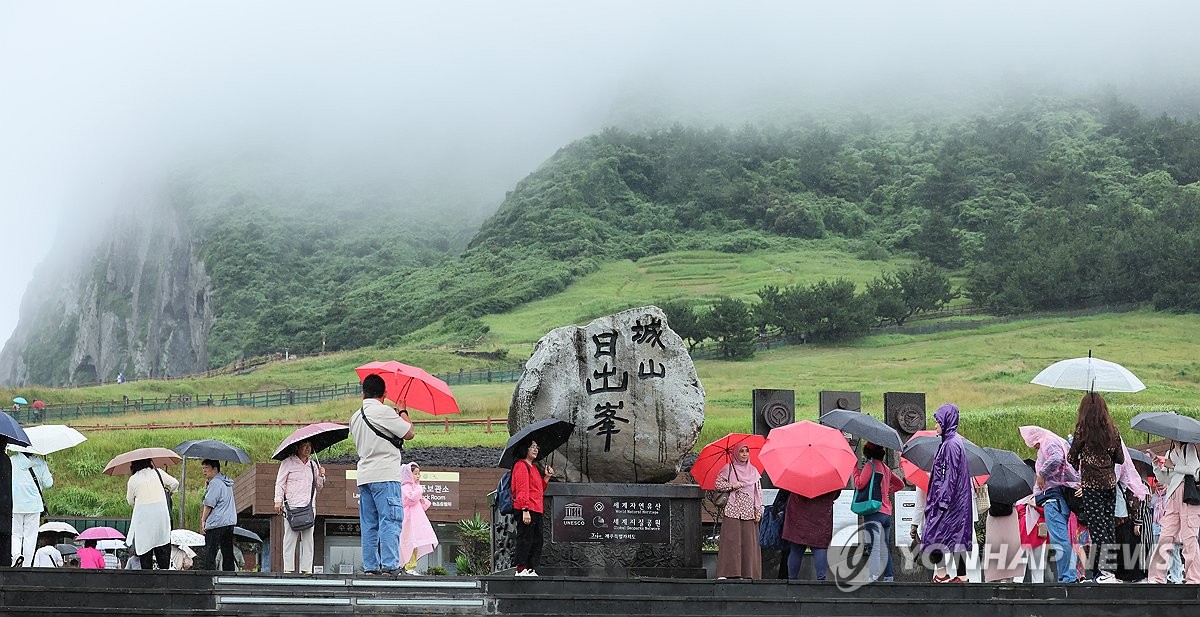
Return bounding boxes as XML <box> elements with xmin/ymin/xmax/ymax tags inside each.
<box><xmin>512</xmin><ymin>512</ymin><xmax>544</xmax><ymax>571</ymax></box>
<box><xmin>205</xmin><ymin>525</ymin><xmax>235</xmax><ymax>571</ymax></box>
<box><xmin>1</xmin><ymin>454</ymin><xmax>11</xmax><ymax>568</ymax></box>
<box><xmin>140</xmin><ymin>543</ymin><xmax>171</xmax><ymax>570</ymax></box>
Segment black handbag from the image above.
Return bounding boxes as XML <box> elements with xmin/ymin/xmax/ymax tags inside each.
<box><xmin>1183</xmin><ymin>474</ymin><xmax>1200</xmax><ymax>506</ymax></box>
<box><xmin>155</xmin><ymin>469</ymin><xmax>175</xmax><ymax>527</ymax></box>
<box><xmin>284</xmin><ymin>461</ymin><xmax>318</xmax><ymax>531</ymax></box>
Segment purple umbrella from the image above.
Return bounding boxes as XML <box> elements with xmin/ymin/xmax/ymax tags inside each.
<box><xmin>76</xmin><ymin>526</ymin><xmax>125</xmax><ymax>541</ymax></box>
<box><xmin>272</xmin><ymin>422</ymin><xmax>349</xmax><ymax>461</ymax></box>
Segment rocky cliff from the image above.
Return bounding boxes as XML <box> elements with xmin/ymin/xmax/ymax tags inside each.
<box><xmin>0</xmin><ymin>204</ymin><xmax>213</xmax><ymax>386</ymax></box>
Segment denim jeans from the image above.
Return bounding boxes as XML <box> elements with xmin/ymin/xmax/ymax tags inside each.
<box><xmin>862</xmin><ymin>512</ymin><xmax>894</xmax><ymax>580</ymax></box>
<box><xmin>1043</xmin><ymin>493</ymin><xmax>1077</xmax><ymax>582</ymax></box>
<box><xmin>359</xmin><ymin>481</ymin><xmax>403</xmax><ymax>572</ymax></box>
<box><xmin>787</xmin><ymin>542</ymin><xmax>828</xmax><ymax>580</ymax></box>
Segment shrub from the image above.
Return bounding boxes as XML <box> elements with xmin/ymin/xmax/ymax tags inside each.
<box><xmin>456</xmin><ymin>514</ymin><xmax>492</xmax><ymax>575</ymax></box>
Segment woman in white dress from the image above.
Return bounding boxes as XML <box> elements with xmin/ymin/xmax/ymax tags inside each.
<box><xmin>126</xmin><ymin>459</ymin><xmax>179</xmax><ymax>570</ymax></box>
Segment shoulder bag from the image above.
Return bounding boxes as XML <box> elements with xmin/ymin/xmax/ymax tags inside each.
<box><xmin>155</xmin><ymin>469</ymin><xmax>175</xmax><ymax>527</ymax></box>
<box><xmin>851</xmin><ymin>461</ymin><xmax>884</xmax><ymax>515</ymax></box>
<box><xmin>710</xmin><ymin>465</ymin><xmax>740</xmax><ymax>511</ymax></box>
<box><xmin>283</xmin><ymin>460</ymin><xmax>318</xmax><ymax>531</ymax></box>
<box><xmin>356</xmin><ymin>406</ymin><xmax>405</xmax><ymax>450</ymax></box>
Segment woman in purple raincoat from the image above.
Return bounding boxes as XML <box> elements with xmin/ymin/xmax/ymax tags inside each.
<box><xmin>921</xmin><ymin>403</ymin><xmax>974</xmax><ymax>583</ymax></box>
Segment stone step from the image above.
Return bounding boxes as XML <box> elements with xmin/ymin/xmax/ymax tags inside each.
<box><xmin>213</xmin><ymin>575</ymin><xmax>489</xmax><ymax>616</ymax></box>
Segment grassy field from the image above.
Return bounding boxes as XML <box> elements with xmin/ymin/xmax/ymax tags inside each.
<box><xmin>12</xmin><ymin>246</ymin><xmax>1200</xmax><ymax>521</ymax></box>
<box><xmin>479</xmin><ymin>246</ymin><xmax>930</xmax><ymax>345</ymax></box>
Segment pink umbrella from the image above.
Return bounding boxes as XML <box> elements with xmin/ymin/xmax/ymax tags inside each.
<box><xmin>355</xmin><ymin>361</ymin><xmax>460</xmax><ymax>416</ymax></box>
<box><xmin>104</xmin><ymin>447</ymin><xmax>181</xmax><ymax>476</ymax></box>
<box><xmin>272</xmin><ymin>422</ymin><xmax>349</xmax><ymax>461</ymax></box>
<box><xmin>76</xmin><ymin>526</ymin><xmax>125</xmax><ymax>541</ymax></box>
<box><xmin>760</xmin><ymin>421</ymin><xmax>857</xmax><ymax>498</ymax></box>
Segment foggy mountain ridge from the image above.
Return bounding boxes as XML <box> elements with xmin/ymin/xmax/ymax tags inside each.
<box><xmin>4</xmin><ymin>94</ymin><xmax>1200</xmax><ymax>386</ymax></box>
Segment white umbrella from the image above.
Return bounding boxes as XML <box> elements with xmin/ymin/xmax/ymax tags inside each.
<box><xmin>1031</xmin><ymin>353</ymin><xmax>1146</xmax><ymax>393</ymax></box>
<box><xmin>6</xmin><ymin>425</ymin><xmax>87</xmax><ymax>455</ymax></box>
<box><xmin>96</xmin><ymin>539</ymin><xmax>127</xmax><ymax>551</ymax></box>
<box><xmin>170</xmin><ymin>528</ymin><xmax>206</xmax><ymax>547</ymax></box>
<box><xmin>39</xmin><ymin>521</ymin><xmax>79</xmax><ymax>535</ymax></box>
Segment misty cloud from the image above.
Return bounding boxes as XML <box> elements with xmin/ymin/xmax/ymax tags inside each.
<box><xmin>2</xmin><ymin>0</ymin><xmax>1199</xmax><ymax>342</ymax></box>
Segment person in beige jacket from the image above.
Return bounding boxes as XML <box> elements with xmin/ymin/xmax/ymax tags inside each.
<box><xmin>350</xmin><ymin>374</ymin><xmax>414</xmax><ymax>575</ymax></box>
<box><xmin>1147</xmin><ymin>441</ymin><xmax>1200</xmax><ymax>583</ymax></box>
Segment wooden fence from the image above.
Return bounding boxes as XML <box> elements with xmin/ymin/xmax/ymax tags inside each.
<box><xmin>13</xmin><ymin>364</ymin><xmax>526</xmax><ymax>426</ymax></box>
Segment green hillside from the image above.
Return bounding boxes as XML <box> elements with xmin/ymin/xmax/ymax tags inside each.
<box><xmin>478</xmin><ymin>246</ymin><xmax>930</xmax><ymax>345</ymax></box>
<box><xmin>176</xmin><ymin>97</ymin><xmax>1200</xmax><ymax>360</ymax></box>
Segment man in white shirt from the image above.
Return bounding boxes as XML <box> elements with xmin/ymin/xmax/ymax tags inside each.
<box><xmin>350</xmin><ymin>374</ymin><xmax>414</xmax><ymax>575</ymax></box>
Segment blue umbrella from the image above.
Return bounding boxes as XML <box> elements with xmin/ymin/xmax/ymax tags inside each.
<box><xmin>0</xmin><ymin>411</ymin><xmax>31</xmax><ymax>447</ymax></box>
<box><xmin>12</xmin><ymin>396</ymin><xmax>28</xmax><ymax>405</ymax></box>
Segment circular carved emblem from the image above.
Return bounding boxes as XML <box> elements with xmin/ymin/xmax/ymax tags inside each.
<box><xmin>896</xmin><ymin>404</ymin><xmax>926</xmax><ymax>434</ymax></box>
<box><xmin>762</xmin><ymin>402</ymin><xmax>791</xmax><ymax>429</ymax></box>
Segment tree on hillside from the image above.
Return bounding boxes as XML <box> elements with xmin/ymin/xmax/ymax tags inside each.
<box><xmin>657</xmin><ymin>299</ymin><xmax>704</xmax><ymax>352</ymax></box>
<box><xmin>870</xmin><ymin>262</ymin><xmax>959</xmax><ymax>326</ymax></box>
<box><xmin>799</xmin><ymin>279</ymin><xmax>875</xmax><ymax>342</ymax></box>
<box><xmin>701</xmin><ymin>297</ymin><xmax>757</xmax><ymax>360</ymax></box>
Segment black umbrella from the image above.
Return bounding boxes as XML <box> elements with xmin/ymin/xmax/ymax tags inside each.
<box><xmin>497</xmin><ymin>418</ymin><xmax>575</xmax><ymax>469</ymax></box>
<box><xmin>1131</xmin><ymin>412</ymin><xmax>1200</xmax><ymax>443</ymax></box>
<box><xmin>1126</xmin><ymin>447</ymin><xmax>1154</xmax><ymax>477</ymax></box>
<box><xmin>982</xmin><ymin>447</ymin><xmax>1036</xmax><ymax>506</ymax></box>
<box><xmin>174</xmin><ymin>439</ymin><xmax>252</xmax><ymax>463</ymax></box>
<box><xmin>901</xmin><ymin>435</ymin><xmax>994</xmax><ymax>477</ymax></box>
<box><xmin>818</xmin><ymin>409</ymin><xmax>903</xmax><ymax>450</ymax></box>
<box><xmin>233</xmin><ymin>527</ymin><xmax>262</xmax><ymax>543</ymax></box>
<box><xmin>55</xmin><ymin>543</ymin><xmax>78</xmax><ymax>555</ymax></box>
<box><xmin>0</xmin><ymin>411</ymin><xmax>31</xmax><ymax>447</ymax></box>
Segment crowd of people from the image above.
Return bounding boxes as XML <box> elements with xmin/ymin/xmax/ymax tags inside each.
<box><xmin>2</xmin><ymin>373</ymin><xmax>442</xmax><ymax>575</ymax></box>
<box><xmin>713</xmin><ymin>394</ymin><xmax>1200</xmax><ymax>585</ymax></box>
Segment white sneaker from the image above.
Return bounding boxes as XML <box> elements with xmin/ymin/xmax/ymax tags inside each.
<box><xmin>526</xmin><ymin>569</ymin><xmax>539</xmax><ymax>577</ymax></box>
<box><xmin>404</xmin><ymin>569</ymin><xmax>420</xmax><ymax>576</ymax></box>
<box><xmin>1096</xmin><ymin>572</ymin><xmax>1120</xmax><ymax>584</ymax></box>
<box><xmin>515</xmin><ymin>569</ymin><xmax>534</xmax><ymax>576</ymax></box>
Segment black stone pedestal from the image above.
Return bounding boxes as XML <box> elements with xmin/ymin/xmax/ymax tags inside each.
<box><xmin>533</xmin><ymin>482</ymin><xmax>704</xmax><ymax>578</ymax></box>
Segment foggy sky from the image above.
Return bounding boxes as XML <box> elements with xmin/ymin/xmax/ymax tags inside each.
<box><xmin>2</xmin><ymin>0</ymin><xmax>1199</xmax><ymax>345</ymax></box>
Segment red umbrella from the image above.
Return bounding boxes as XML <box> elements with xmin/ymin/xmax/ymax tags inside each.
<box><xmin>690</xmin><ymin>433</ymin><xmax>766</xmax><ymax>490</ymax></box>
<box><xmin>76</xmin><ymin>526</ymin><xmax>125</xmax><ymax>541</ymax></box>
<box><xmin>355</xmin><ymin>361</ymin><xmax>460</xmax><ymax>416</ymax></box>
<box><xmin>32</xmin><ymin>400</ymin><xmax>45</xmax><ymax>410</ymax></box>
<box><xmin>760</xmin><ymin>421</ymin><xmax>857</xmax><ymax>498</ymax></box>
<box><xmin>900</xmin><ymin>429</ymin><xmax>990</xmax><ymax>491</ymax></box>
<box><xmin>272</xmin><ymin>422</ymin><xmax>349</xmax><ymax>461</ymax></box>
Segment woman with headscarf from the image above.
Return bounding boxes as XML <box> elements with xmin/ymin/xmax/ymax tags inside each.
<box><xmin>1067</xmin><ymin>393</ymin><xmax>1124</xmax><ymax>583</ymax></box>
<box><xmin>399</xmin><ymin>462</ymin><xmax>438</xmax><ymax>575</ymax></box>
<box><xmin>1147</xmin><ymin>439</ymin><xmax>1200</xmax><ymax>584</ymax></box>
<box><xmin>1021</xmin><ymin>425</ymin><xmax>1080</xmax><ymax>583</ymax></box>
<box><xmin>714</xmin><ymin>443</ymin><xmax>764</xmax><ymax>579</ymax></box>
<box><xmin>921</xmin><ymin>403</ymin><xmax>973</xmax><ymax>583</ymax></box>
<box><xmin>126</xmin><ymin>458</ymin><xmax>179</xmax><ymax>570</ymax></box>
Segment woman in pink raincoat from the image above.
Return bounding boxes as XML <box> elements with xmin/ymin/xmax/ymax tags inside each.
<box><xmin>399</xmin><ymin>462</ymin><xmax>438</xmax><ymax>575</ymax></box>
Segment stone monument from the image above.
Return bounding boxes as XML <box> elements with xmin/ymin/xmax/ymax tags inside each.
<box><xmin>498</xmin><ymin>306</ymin><xmax>707</xmax><ymax>577</ymax></box>
<box><xmin>508</xmin><ymin>305</ymin><xmax>705</xmax><ymax>484</ymax></box>
<box><xmin>884</xmin><ymin>391</ymin><xmax>927</xmax><ymax>442</ymax></box>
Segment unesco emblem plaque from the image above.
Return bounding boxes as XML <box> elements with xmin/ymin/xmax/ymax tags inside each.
<box><xmin>551</xmin><ymin>496</ymin><xmax>670</xmax><ymax>543</ymax></box>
